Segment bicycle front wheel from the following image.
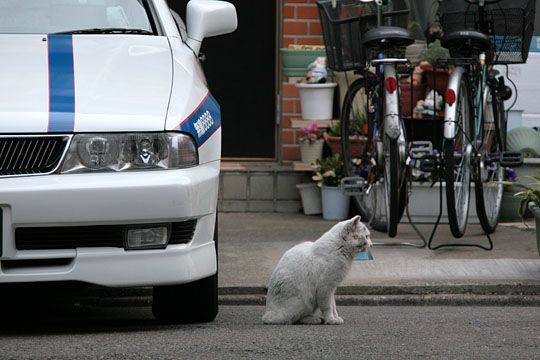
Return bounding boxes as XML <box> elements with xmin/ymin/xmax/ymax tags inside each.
<box><xmin>445</xmin><ymin>75</ymin><xmax>474</xmax><ymax>238</ymax></box>
<box><xmin>475</xmin><ymin>84</ymin><xmax>505</xmax><ymax>234</ymax></box>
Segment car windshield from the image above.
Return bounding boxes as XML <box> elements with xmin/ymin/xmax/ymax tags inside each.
<box><xmin>0</xmin><ymin>0</ymin><xmax>153</xmax><ymax>34</ymax></box>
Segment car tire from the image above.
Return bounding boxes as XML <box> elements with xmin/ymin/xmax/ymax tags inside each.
<box><xmin>152</xmin><ymin>214</ymin><xmax>218</xmax><ymax>324</ymax></box>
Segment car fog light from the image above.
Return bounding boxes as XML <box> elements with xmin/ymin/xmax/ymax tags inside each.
<box><xmin>125</xmin><ymin>225</ymin><xmax>169</xmax><ymax>250</ymax></box>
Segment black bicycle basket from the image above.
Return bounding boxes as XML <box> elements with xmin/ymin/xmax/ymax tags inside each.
<box><xmin>317</xmin><ymin>0</ymin><xmax>409</xmax><ymax>71</ymax></box>
<box><xmin>439</xmin><ymin>0</ymin><xmax>536</xmax><ymax>64</ymax></box>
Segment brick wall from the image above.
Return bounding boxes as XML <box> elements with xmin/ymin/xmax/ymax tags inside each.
<box><xmin>281</xmin><ymin>0</ymin><xmax>324</xmax><ymax>162</ymax></box>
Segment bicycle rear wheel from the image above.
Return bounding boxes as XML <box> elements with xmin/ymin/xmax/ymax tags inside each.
<box><xmin>474</xmin><ymin>83</ymin><xmax>505</xmax><ymax>234</ymax></box>
<box><xmin>445</xmin><ymin>75</ymin><xmax>474</xmax><ymax>238</ymax></box>
<box><xmin>341</xmin><ymin>78</ymin><xmax>387</xmax><ymax>231</ymax></box>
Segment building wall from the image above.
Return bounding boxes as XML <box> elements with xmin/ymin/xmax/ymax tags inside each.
<box><xmin>281</xmin><ymin>0</ymin><xmax>324</xmax><ymax>162</ymax></box>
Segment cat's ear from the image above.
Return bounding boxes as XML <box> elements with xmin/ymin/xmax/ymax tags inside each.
<box><xmin>346</xmin><ymin>215</ymin><xmax>361</xmax><ymax>230</ymax></box>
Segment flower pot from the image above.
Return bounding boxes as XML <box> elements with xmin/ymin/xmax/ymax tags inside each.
<box><xmin>402</xmin><ymin>182</ymin><xmax>479</xmax><ymax>224</ymax></box>
<box><xmin>281</xmin><ymin>48</ymin><xmax>326</xmax><ymax>77</ymax></box>
<box><xmin>531</xmin><ymin>206</ymin><xmax>540</xmax><ymax>255</ymax></box>
<box><xmin>299</xmin><ymin>139</ymin><xmax>324</xmax><ymax>165</ymax></box>
<box><xmin>424</xmin><ymin>68</ymin><xmax>449</xmax><ymax>95</ymax></box>
<box><xmin>399</xmin><ymin>82</ymin><xmax>426</xmax><ymax>118</ymax></box>
<box><xmin>499</xmin><ymin>191</ymin><xmax>523</xmax><ymax>222</ymax></box>
<box><xmin>296</xmin><ymin>82</ymin><xmax>337</xmax><ymax>121</ymax></box>
<box><xmin>296</xmin><ymin>183</ymin><xmax>322</xmax><ymax>215</ymax></box>
<box><xmin>324</xmin><ymin>134</ymin><xmax>366</xmax><ymax>158</ymax></box>
<box><xmin>321</xmin><ymin>185</ymin><xmax>350</xmax><ymax>221</ymax></box>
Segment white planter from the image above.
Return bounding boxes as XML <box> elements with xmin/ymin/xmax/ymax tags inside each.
<box><xmin>296</xmin><ymin>82</ymin><xmax>337</xmax><ymax>121</ymax></box>
<box><xmin>354</xmin><ymin>182</ymin><xmax>480</xmax><ymax>223</ymax></box>
<box><xmin>296</xmin><ymin>183</ymin><xmax>322</xmax><ymax>215</ymax></box>
<box><xmin>507</xmin><ymin>110</ymin><xmax>524</xmax><ymax>131</ymax></box>
<box><xmin>299</xmin><ymin>139</ymin><xmax>324</xmax><ymax>165</ymax></box>
<box><xmin>321</xmin><ymin>185</ymin><xmax>350</xmax><ymax>220</ymax></box>
<box><xmin>403</xmin><ymin>182</ymin><xmax>479</xmax><ymax>224</ymax></box>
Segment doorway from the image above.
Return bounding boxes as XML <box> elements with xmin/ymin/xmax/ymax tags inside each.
<box><xmin>168</xmin><ymin>0</ymin><xmax>277</xmax><ymax>159</ymax></box>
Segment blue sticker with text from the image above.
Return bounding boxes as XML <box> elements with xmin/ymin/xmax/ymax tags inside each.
<box><xmin>177</xmin><ymin>94</ymin><xmax>221</xmax><ymax>147</ymax></box>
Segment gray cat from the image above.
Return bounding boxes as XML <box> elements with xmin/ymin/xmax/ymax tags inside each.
<box><xmin>262</xmin><ymin>215</ymin><xmax>371</xmax><ymax>325</ymax></box>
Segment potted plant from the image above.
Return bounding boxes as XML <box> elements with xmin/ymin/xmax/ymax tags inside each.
<box><xmin>499</xmin><ymin>168</ymin><xmax>523</xmax><ymax>222</ymax></box>
<box><xmin>419</xmin><ymin>39</ymin><xmax>450</xmax><ymax>95</ymax></box>
<box><xmin>502</xmin><ymin>169</ymin><xmax>540</xmax><ymax>255</ymax></box>
<box><xmin>296</xmin><ymin>57</ymin><xmax>337</xmax><ymax>121</ymax></box>
<box><xmin>281</xmin><ymin>44</ymin><xmax>327</xmax><ymax>77</ymax></box>
<box><xmin>399</xmin><ymin>65</ymin><xmax>427</xmax><ymax>118</ymax></box>
<box><xmin>323</xmin><ymin>115</ymin><xmax>367</xmax><ymax>158</ymax></box>
<box><xmin>312</xmin><ymin>154</ymin><xmax>350</xmax><ymax>220</ymax></box>
<box><xmin>298</xmin><ymin>122</ymin><xmax>324</xmax><ymax>165</ymax></box>
<box><xmin>296</xmin><ymin>182</ymin><xmax>322</xmax><ymax>216</ymax></box>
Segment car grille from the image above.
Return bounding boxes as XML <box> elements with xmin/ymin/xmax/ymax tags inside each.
<box><xmin>0</xmin><ymin>136</ymin><xmax>70</xmax><ymax>177</ymax></box>
<box><xmin>15</xmin><ymin>220</ymin><xmax>197</xmax><ymax>250</ymax></box>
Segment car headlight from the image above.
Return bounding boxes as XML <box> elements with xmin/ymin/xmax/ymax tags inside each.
<box><xmin>61</xmin><ymin>133</ymin><xmax>198</xmax><ymax>173</ymax></box>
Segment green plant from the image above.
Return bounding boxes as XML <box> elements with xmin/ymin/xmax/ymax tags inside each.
<box><xmin>328</xmin><ymin>112</ymin><xmax>367</xmax><ymax>137</ymax></box>
<box><xmin>501</xmin><ymin>169</ymin><xmax>540</xmax><ymax>218</ymax></box>
<box><xmin>419</xmin><ymin>39</ymin><xmax>450</xmax><ymax>65</ymax></box>
<box><xmin>312</xmin><ymin>154</ymin><xmax>345</xmax><ymax>187</ymax></box>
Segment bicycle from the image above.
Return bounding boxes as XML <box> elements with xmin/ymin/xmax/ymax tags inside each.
<box><xmin>437</xmin><ymin>0</ymin><xmax>535</xmax><ymax>241</ymax></box>
<box><xmin>317</xmin><ymin>0</ymin><xmax>413</xmax><ymax>237</ymax></box>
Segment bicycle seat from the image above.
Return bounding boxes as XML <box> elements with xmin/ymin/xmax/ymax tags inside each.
<box><xmin>361</xmin><ymin>26</ymin><xmax>414</xmax><ymax>49</ymax></box>
<box><xmin>441</xmin><ymin>30</ymin><xmax>492</xmax><ymax>53</ymax></box>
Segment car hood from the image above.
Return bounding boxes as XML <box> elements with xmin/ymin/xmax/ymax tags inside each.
<box><xmin>0</xmin><ymin>34</ymin><xmax>172</xmax><ymax>133</ymax></box>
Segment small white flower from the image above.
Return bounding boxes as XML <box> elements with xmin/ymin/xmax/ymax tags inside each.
<box><xmin>312</xmin><ymin>175</ymin><xmax>322</xmax><ymax>182</ymax></box>
<box><xmin>323</xmin><ymin>170</ymin><xmax>336</xmax><ymax>178</ymax></box>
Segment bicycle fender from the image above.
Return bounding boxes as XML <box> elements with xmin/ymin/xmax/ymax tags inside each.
<box><xmin>444</xmin><ymin>66</ymin><xmax>466</xmax><ymax>140</ymax></box>
<box><xmin>383</xmin><ymin>65</ymin><xmax>400</xmax><ymax>139</ymax></box>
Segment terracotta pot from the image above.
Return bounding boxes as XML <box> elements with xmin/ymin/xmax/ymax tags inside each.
<box><xmin>424</xmin><ymin>69</ymin><xmax>449</xmax><ymax>95</ymax></box>
<box><xmin>324</xmin><ymin>134</ymin><xmax>366</xmax><ymax>158</ymax></box>
<box><xmin>400</xmin><ymin>82</ymin><xmax>427</xmax><ymax>118</ymax></box>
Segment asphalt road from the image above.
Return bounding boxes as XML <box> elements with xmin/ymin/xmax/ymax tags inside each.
<box><xmin>0</xmin><ymin>305</ymin><xmax>538</xmax><ymax>359</ymax></box>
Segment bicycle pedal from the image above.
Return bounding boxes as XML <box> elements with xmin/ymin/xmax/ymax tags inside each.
<box><xmin>500</xmin><ymin>152</ymin><xmax>523</xmax><ymax>167</ymax></box>
<box><xmin>341</xmin><ymin>177</ymin><xmax>368</xmax><ymax>196</ymax></box>
<box><xmin>410</xmin><ymin>141</ymin><xmax>434</xmax><ymax>161</ymax></box>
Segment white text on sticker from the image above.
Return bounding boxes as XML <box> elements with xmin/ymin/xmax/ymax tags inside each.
<box><xmin>194</xmin><ymin>111</ymin><xmax>214</xmax><ymax>138</ymax></box>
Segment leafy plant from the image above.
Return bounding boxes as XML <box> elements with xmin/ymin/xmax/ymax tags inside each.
<box><xmin>312</xmin><ymin>154</ymin><xmax>345</xmax><ymax>187</ymax></box>
<box><xmin>327</xmin><ymin>112</ymin><xmax>367</xmax><ymax>137</ymax></box>
<box><xmin>501</xmin><ymin>169</ymin><xmax>540</xmax><ymax>218</ymax></box>
<box><xmin>419</xmin><ymin>40</ymin><xmax>450</xmax><ymax>65</ymax></box>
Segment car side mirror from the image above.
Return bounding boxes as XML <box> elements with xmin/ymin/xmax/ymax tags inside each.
<box><xmin>186</xmin><ymin>0</ymin><xmax>238</xmax><ymax>54</ymax></box>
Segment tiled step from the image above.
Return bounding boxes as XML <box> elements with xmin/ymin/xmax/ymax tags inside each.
<box><xmin>219</xmin><ymin>161</ymin><xmax>312</xmax><ymax>213</ymax></box>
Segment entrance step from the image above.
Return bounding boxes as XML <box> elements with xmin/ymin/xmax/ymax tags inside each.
<box><xmin>219</xmin><ymin>162</ymin><xmax>312</xmax><ymax>213</ymax></box>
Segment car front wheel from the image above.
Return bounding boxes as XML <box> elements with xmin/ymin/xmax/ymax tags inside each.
<box><xmin>152</xmin><ymin>216</ymin><xmax>218</xmax><ymax>323</ymax></box>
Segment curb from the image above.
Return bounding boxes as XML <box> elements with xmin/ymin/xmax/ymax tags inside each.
<box><xmin>76</xmin><ymin>294</ymin><xmax>540</xmax><ymax>307</ymax></box>
<box><xmin>72</xmin><ymin>283</ymin><xmax>540</xmax><ymax>307</ymax></box>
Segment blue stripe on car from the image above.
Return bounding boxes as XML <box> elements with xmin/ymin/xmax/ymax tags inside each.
<box><xmin>48</xmin><ymin>35</ymin><xmax>75</xmax><ymax>133</ymax></box>
<box><xmin>177</xmin><ymin>94</ymin><xmax>221</xmax><ymax>147</ymax></box>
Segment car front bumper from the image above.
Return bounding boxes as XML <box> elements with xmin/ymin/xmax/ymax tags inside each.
<box><xmin>0</xmin><ymin>161</ymin><xmax>219</xmax><ymax>287</ymax></box>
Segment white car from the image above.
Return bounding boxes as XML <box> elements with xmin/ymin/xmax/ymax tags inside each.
<box><xmin>0</xmin><ymin>0</ymin><xmax>237</xmax><ymax>323</ymax></box>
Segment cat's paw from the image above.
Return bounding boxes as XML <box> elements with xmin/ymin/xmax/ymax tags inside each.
<box><xmin>299</xmin><ymin>315</ymin><xmax>323</xmax><ymax>325</ymax></box>
<box><xmin>324</xmin><ymin>316</ymin><xmax>344</xmax><ymax>325</ymax></box>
